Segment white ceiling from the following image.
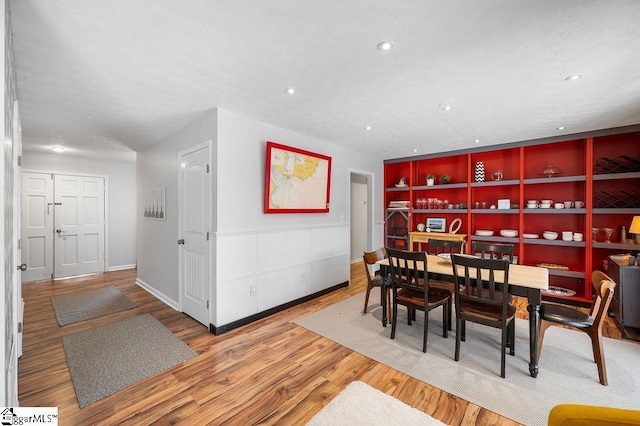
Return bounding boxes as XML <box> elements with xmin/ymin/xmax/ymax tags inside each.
<box><xmin>10</xmin><ymin>1</ymin><xmax>640</xmax><ymax>162</ymax></box>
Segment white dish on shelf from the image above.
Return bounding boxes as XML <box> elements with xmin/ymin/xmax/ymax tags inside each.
<box><xmin>542</xmin><ymin>231</ymin><xmax>558</xmax><ymax>240</ymax></box>
<box><xmin>475</xmin><ymin>230</ymin><xmax>494</xmax><ymax>236</ymax></box>
<box><xmin>500</xmin><ymin>229</ymin><xmax>518</xmax><ymax>237</ymax></box>
<box><xmin>523</xmin><ymin>233</ymin><xmax>539</xmax><ymax>239</ymax></box>
<box><xmin>395</xmin><ymin>184</ymin><xmax>407</xmax><ymax>188</ymax></box>
<box><xmin>437</xmin><ymin>253</ymin><xmax>452</xmax><ymax>262</ymax></box>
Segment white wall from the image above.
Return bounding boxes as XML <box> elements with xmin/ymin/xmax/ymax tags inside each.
<box><xmin>213</xmin><ymin>109</ymin><xmax>383</xmax><ymax>327</ymax></box>
<box><xmin>136</xmin><ymin>109</ymin><xmax>217</xmax><ymax>305</ymax></box>
<box><xmin>136</xmin><ymin>107</ymin><xmax>383</xmax><ymax>329</ymax></box>
<box><xmin>22</xmin><ymin>152</ymin><xmax>137</xmax><ymax>270</ymax></box>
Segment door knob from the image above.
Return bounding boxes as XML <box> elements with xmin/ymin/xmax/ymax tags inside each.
<box><xmin>56</xmin><ymin>229</ymin><xmax>66</xmax><ymax>234</ymax></box>
<box><xmin>178</xmin><ymin>239</ymin><xmax>185</xmax><ymax>245</ymax></box>
<box><xmin>17</xmin><ymin>263</ymin><xmax>27</xmax><ymax>271</ymax></box>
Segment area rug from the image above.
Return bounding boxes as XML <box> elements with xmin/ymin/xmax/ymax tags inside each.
<box><xmin>51</xmin><ymin>286</ymin><xmax>137</xmax><ymax>326</ymax></box>
<box><xmin>307</xmin><ymin>381</ymin><xmax>447</xmax><ymax>425</ymax></box>
<box><xmin>295</xmin><ymin>292</ymin><xmax>640</xmax><ymax>426</ymax></box>
<box><xmin>62</xmin><ymin>313</ymin><xmax>196</xmax><ymax>407</ymax></box>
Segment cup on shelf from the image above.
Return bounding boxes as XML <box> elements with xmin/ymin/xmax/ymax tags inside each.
<box><xmin>491</xmin><ymin>170</ymin><xmax>503</xmax><ymax>181</ymax></box>
<box><xmin>554</xmin><ymin>203</ymin><xmax>565</xmax><ymax>209</ymax></box>
<box><xmin>564</xmin><ymin>201</ymin><xmax>574</xmax><ymax>208</ymax></box>
<box><xmin>573</xmin><ymin>232</ymin><xmax>584</xmax><ymax>242</ymax></box>
<box><xmin>575</xmin><ymin>201</ymin><xmax>584</xmax><ymax>208</ymax></box>
<box><xmin>562</xmin><ymin>231</ymin><xmax>573</xmax><ymax>241</ymax></box>
<box><xmin>540</xmin><ymin>202</ymin><xmax>552</xmax><ymax>209</ymax></box>
<box><xmin>541</xmin><ymin>199</ymin><xmax>553</xmax><ymax>205</ymax></box>
<box><xmin>527</xmin><ymin>200</ymin><xmax>538</xmax><ymax>208</ymax></box>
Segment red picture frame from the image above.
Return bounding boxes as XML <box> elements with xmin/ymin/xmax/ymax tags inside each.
<box><xmin>264</xmin><ymin>141</ymin><xmax>332</xmax><ymax>213</ymax></box>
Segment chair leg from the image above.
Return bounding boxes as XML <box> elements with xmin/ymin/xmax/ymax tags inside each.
<box><xmin>442</xmin><ymin>303</ymin><xmax>448</xmax><ymax>338</ymax></box>
<box><xmin>461</xmin><ymin>320</ymin><xmax>466</xmax><ymax>342</ymax></box>
<box><xmin>363</xmin><ymin>282</ymin><xmax>373</xmax><ymax>313</ymax></box>
<box><xmin>423</xmin><ymin>309</ymin><xmax>428</xmax><ymax>353</ymax></box>
<box><xmin>537</xmin><ymin>320</ymin><xmax>553</xmax><ymax>359</ymax></box>
<box><xmin>501</xmin><ymin>323</ymin><xmax>508</xmax><ymax>378</ymax></box>
<box><xmin>455</xmin><ymin>315</ymin><xmax>461</xmax><ymax>361</ymax></box>
<box><xmin>447</xmin><ymin>298</ymin><xmax>453</xmax><ymax>331</ymax></box>
<box><xmin>407</xmin><ymin>307</ymin><xmax>412</xmax><ymax>325</ymax></box>
<box><xmin>509</xmin><ymin>320</ymin><xmax>515</xmax><ymax>356</ymax></box>
<box><xmin>588</xmin><ymin>329</ymin><xmax>608</xmax><ymax>386</ymax></box>
<box><xmin>391</xmin><ymin>294</ymin><xmax>398</xmax><ymax>340</ymax></box>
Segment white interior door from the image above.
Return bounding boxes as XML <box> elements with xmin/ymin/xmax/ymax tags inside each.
<box><xmin>54</xmin><ymin>175</ymin><xmax>105</xmax><ymax>278</ymax></box>
<box><xmin>179</xmin><ymin>142</ymin><xmax>211</xmax><ymax>326</ymax></box>
<box><xmin>21</xmin><ymin>172</ymin><xmax>54</xmax><ymax>281</ymax></box>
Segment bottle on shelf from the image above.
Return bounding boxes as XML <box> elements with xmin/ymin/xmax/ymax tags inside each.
<box><xmin>620</xmin><ymin>225</ymin><xmax>627</xmax><ymax>243</ymax></box>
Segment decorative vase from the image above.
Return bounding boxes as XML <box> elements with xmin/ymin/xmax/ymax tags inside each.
<box><xmin>475</xmin><ymin>162</ymin><xmax>485</xmax><ymax>182</ymax></box>
<box><xmin>426</xmin><ymin>177</ymin><xmax>434</xmax><ymax>186</ymax></box>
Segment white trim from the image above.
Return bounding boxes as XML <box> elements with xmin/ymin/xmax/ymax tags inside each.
<box><xmin>214</xmin><ymin>223</ymin><xmax>349</xmax><ymax>238</ymax></box>
<box><xmin>108</xmin><ymin>264</ymin><xmax>137</xmax><ymax>272</ymax></box>
<box><xmin>135</xmin><ymin>278</ymin><xmax>180</xmax><ymax>311</ymax></box>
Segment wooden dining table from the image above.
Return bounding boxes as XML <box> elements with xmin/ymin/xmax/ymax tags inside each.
<box><xmin>377</xmin><ymin>254</ymin><xmax>549</xmax><ymax>378</ymax></box>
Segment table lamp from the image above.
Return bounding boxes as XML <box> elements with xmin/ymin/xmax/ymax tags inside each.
<box><xmin>630</xmin><ymin>216</ymin><xmax>640</xmax><ymax>244</ymax></box>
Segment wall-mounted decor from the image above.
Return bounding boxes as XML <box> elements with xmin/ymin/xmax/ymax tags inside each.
<box><xmin>264</xmin><ymin>141</ymin><xmax>332</xmax><ymax>213</ymax></box>
<box><xmin>144</xmin><ymin>188</ymin><xmax>165</xmax><ymax>220</ymax></box>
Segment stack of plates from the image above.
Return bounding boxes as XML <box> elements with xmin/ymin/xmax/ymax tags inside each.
<box><xmin>475</xmin><ymin>230</ymin><xmax>494</xmax><ymax>236</ymax></box>
<box><xmin>523</xmin><ymin>233</ymin><xmax>539</xmax><ymax>239</ymax></box>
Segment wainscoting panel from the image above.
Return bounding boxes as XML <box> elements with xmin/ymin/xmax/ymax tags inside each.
<box><xmin>214</xmin><ymin>225</ymin><xmax>350</xmax><ymax>327</ymax></box>
<box><xmin>257</xmin><ymin>268</ymin><xmax>287</xmax><ymax>312</ymax></box>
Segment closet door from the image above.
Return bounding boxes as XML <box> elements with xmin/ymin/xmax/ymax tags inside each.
<box><xmin>21</xmin><ymin>172</ymin><xmax>54</xmax><ymax>281</ymax></box>
<box><xmin>54</xmin><ymin>175</ymin><xmax>105</xmax><ymax>278</ymax></box>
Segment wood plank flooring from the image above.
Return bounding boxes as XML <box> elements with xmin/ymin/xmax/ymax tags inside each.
<box><xmin>18</xmin><ymin>264</ymin><xmax>635</xmax><ymax>425</ymax></box>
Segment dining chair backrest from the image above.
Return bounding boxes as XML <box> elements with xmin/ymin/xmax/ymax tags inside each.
<box><xmin>472</xmin><ymin>241</ymin><xmax>514</xmax><ymax>262</ymax></box>
<box><xmin>451</xmin><ymin>254</ymin><xmax>511</xmax><ymax>312</ymax></box>
<box><xmin>427</xmin><ymin>239</ymin><xmax>463</xmax><ymax>256</ymax></box>
<box><xmin>363</xmin><ymin>248</ymin><xmax>386</xmax><ymax>281</ymax></box>
<box><xmin>590</xmin><ymin>270</ymin><xmax>616</xmax><ymax>325</ymax></box>
<box><xmin>386</xmin><ymin>248</ymin><xmax>428</xmax><ymax>294</ymax></box>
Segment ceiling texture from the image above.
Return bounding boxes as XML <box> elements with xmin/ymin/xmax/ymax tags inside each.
<box><xmin>10</xmin><ymin>1</ymin><xmax>640</xmax><ymax>162</ymax></box>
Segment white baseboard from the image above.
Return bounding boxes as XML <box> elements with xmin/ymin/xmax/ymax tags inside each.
<box><xmin>135</xmin><ymin>278</ymin><xmax>181</xmax><ymax>312</ymax></box>
<box><xmin>108</xmin><ymin>264</ymin><xmax>137</xmax><ymax>272</ymax></box>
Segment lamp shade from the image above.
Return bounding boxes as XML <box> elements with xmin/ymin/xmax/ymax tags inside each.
<box><xmin>630</xmin><ymin>216</ymin><xmax>640</xmax><ymax>234</ymax></box>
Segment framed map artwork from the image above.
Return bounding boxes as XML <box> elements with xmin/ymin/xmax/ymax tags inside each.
<box><xmin>264</xmin><ymin>141</ymin><xmax>332</xmax><ymax>213</ymax></box>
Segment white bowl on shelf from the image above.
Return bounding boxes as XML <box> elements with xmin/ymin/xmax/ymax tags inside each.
<box><xmin>500</xmin><ymin>229</ymin><xmax>518</xmax><ymax>237</ymax></box>
<box><xmin>475</xmin><ymin>230</ymin><xmax>494</xmax><ymax>236</ymax></box>
<box><xmin>542</xmin><ymin>231</ymin><xmax>558</xmax><ymax>240</ymax></box>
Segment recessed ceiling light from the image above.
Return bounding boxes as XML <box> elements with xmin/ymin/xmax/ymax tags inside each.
<box><xmin>377</xmin><ymin>41</ymin><xmax>394</xmax><ymax>51</ymax></box>
<box><xmin>439</xmin><ymin>103</ymin><xmax>453</xmax><ymax>111</ymax></box>
<box><xmin>565</xmin><ymin>74</ymin><xmax>583</xmax><ymax>81</ymax></box>
<box><xmin>364</xmin><ymin>126</ymin><xmax>372</xmax><ymax>131</ymax></box>
<box><xmin>51</xmin><ymin>146</ymin><xmax>65</xmax><ymax>152</ymax></box>
<box><xmin>557</xmin><ymin>126</ymin><xmax>566</xmax><ymax>130</ymax></box>
<box><xmin>474</xmin><ymin>139</ymin><xmax>481</xmax><ymax>144</ymax></box>
<box><xmin>285</xmin><ymin>87</ymin><xmax>295</xmax><ymax>95</ymax></box>
<box><xmin>413</xmin><ymin>149</ymin><xmax>418</xmax><ymax>153</ymax></box>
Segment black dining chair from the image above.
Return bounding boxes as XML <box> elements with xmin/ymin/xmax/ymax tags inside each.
<box><xmin>451</xmin><ymin>253</ymin><xmax>516</xmax><ymax>378</ymax></box>
<box><xmin>426</xmin><ymin>239</ymin><xmax>464</xmax><ymax>331</ymax></box>
<box><xmin>386</xmin><ymin>248</ymin><xmax>450</xmax><ymax>353</ymax></box>
<box><xmin>472</xmin><ymin>241</ymin><xmax>515</xmax><ymax>262</ymax></box>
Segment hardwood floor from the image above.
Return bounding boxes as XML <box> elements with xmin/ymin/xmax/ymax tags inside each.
<box><xmin>18</xmin><ymin>264</ymin><xmax>634</xmax><ymax>425</ymax></box>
